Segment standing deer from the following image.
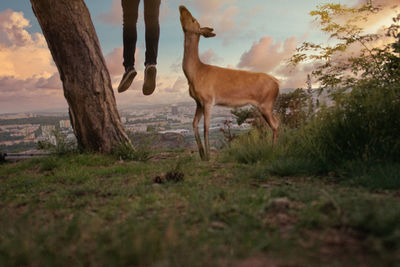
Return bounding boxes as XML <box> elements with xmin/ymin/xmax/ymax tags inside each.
<box><xmin>179</xmin><ymin>6</ymin><xmax>280</xmax><ymax>160</ymax></box>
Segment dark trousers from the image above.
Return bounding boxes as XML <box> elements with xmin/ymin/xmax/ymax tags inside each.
<box><xmin>122</xmin><ymin>0</ymin><xmax>161</xmax><ymax>70</ymax></box>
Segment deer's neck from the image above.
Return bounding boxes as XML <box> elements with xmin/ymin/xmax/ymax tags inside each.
<box><xmin>183</xmin><ymin>34</ymin><xmax>202</xmax><ymax>82</ymax></box>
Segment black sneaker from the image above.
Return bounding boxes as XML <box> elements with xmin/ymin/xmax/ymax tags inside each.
<box><xmin>143</xmin><ymin>64</ymin><xmax>157</xmax><ymax>95</ymax></box>
<box><xmin>118</xmin><ymin>67</ymin><xmax>137</xmax><ymax>93</ymax></box>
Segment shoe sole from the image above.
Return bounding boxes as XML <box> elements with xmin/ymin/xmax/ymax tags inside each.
<box><xmin>118</xmin><ymin>70</ymin><xmax>137</xmax><ymax>93</ymax></box>
<box><xmin>143</xmin><ymin>66</ymin><xmax>157</xmax><ymax>96</ymax></box>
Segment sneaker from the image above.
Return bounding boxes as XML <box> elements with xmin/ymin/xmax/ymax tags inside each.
<box><xmin>118</xmin><ymin>67</ymin><xmax>137</xmax><ymax>93</ymax></box>
<box><xmin>143</xmin><ymin>64</ymin><xmax>157</xmax><ymax>95</ymax></box>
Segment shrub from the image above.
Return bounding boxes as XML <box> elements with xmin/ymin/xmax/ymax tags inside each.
<box><xmin>113</xmin><ymin>142</ymin><xmax>151</xmax><ymax>162</ymax></box>
<box><xmin>295</xmin><ymin>84</ymin><xmax>400</xmax><ymax>167</ymax></box>
<box><xmin>224</xmin><ymin>84</ymin><xmax>400</xmax><ymax>189</ymax></box>
<box><xmin>223</xmin><ymin>129</ymin><xmax>275</xmax><ymax>164</ymax></box>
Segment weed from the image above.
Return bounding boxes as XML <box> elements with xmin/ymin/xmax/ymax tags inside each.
<box><xmin>38</xmin><ymin>156</ymin><xmax>62</xmax><ymax>172</ymax></box>
<box><xmin>265</xmin><ymin>157</ymin><xmax>325</xmax><ymax>177</ymax></box>
<box><xmin>113</xmin><ymin>142</ymin><xmax>150</xmax><ymax>162</ymax></box>
<box><xmin>339</xmin><ymin>161</ymin><xmax>400</xmax><ymax>190</ymax></box>
<box><xmin>223</xmin><ymin>129</ymin><xmax>275</xmax><ymax>164</ymax></box>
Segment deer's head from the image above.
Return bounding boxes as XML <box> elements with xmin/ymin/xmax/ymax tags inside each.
<box><xmin>179</xmin><ymin>6</ymin><xmax>216</xmax><ymax>38</ymax></box>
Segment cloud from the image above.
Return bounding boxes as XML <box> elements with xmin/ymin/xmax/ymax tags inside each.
<box><xmin>237</xmin><ymin>36</ymin><xmax>297</xmax><ymax>73</ymax></box>
<box><xmin>199</xmin><ymin>49</ymin><xmax>223</xmax><ymax>64</ymax></box>
<box><xmin>97</xmin><ymin>0</ymin><xmax>122</xmax><ymax>25</ymax></box>
<box><xmin>163</xmin><ymin>76</ymin><xmax>187</xmax><ymax>93</ymax></box>
<box><xmin>352</xmin><ymin>0</ymin><xmax>399</xmax><ymax>27</ymax></box>
<box><xmin>276</xmin><ymin>63</ymin><xmax>317</xmax><ymax>89</ymax></box>
<box><xmin>0</xmin><ymin>75</ymin><xmax>65</xmax><ymax>113</ymax></box>
<box><xmin>0</xmin><ymin>9</ymin><xmax>56</xmax><ymax>80</ymax></box>
<box><xmin>0</xmin><ymin>9</ymin><xmax>65</xmax><ymax>113</ymax></box>
<box><xmin>170</xmin><ymin>57</ymin><xmax>182</xmax><ymax>73</ymax></box>
<box><xmin>236</xmin><ymin>35</ymin><xmax>322</xmax><ymax>89</ymax></box>
<box><xmin>105</xmin><ymin>47</ymin><xmax>124</xmax><ymax>76</ymax></box>
<box><xmin>321</xmin><ymin>0</ymin><xmax>400</xmax><ymax>32</ymax></box>
<box><xmin>0</xmin><ymin>9</ymin><xmax>32</xmax><ymax>46</ymax></box>
<box><xmin>189</xmin><ymin>0</ymin><xmax>244</xmax><ymax>44</ymax></box>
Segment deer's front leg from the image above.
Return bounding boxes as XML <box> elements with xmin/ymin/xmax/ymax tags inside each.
<box><xmin>203</xmin><ymin>103</ymin><xmax>212</xmax><ymax>161</ymax></box>
<box><xmin>193</xmin><ymin>102</ymin><xmax>206</xmax><ymax>160</ymax></box>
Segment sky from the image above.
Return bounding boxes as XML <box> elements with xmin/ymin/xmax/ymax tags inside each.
<box><xmin>0</xmin><ymin>0</ymin><xmax>398</xmax><ymax>113</ymax></box>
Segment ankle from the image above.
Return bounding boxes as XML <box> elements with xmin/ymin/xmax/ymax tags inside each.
<box><xmin>125</xmin><ymin>66</ymin><xmax>135</xmax><ymax>72</ymax></box>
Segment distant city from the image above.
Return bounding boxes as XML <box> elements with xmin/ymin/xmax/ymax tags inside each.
<box><xmin>0</xmin><ymin>102</ymin><xmax>250</xmax><ymax>152</ymax></box>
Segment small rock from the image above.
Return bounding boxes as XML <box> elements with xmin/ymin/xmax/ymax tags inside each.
<box><xmin>210</xmin><ymin>221</ymin><xmax>227</xmax><ymax>230</ymax></box>
<box><xmin>269</xmin><ymin>197</ymin><xmax>290</xmax><ymax>211</ymax></box>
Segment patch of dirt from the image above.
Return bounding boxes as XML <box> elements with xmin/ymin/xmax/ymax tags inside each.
<box><xmin>299</xmin><ymin>228</ymin><xmax>376</xmax><ymax>266</ymax></box>
<box><xmin>150</xmin><ymin>152</ymin><xmax>182</xmax><ymax>162</ymax></box>
<box><xmin>263</xmin><ymin>198</ymin><xmax>299</xmax><ymax>235</ymax></box>
<box><xmin>233</xmin><ymin>256</ymin><xmax>281</xmax><ymax>267</ymax></box>
<box><xmin>218</xmin><ymin>254</ymin><xmax>299</xmax><ymax>267</ymax></box>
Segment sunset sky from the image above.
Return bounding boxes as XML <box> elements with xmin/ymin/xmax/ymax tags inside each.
<box><xmin>0</xmin><ymin>0</ymin><xmax>398</xmax><ymax>113</ymax></box>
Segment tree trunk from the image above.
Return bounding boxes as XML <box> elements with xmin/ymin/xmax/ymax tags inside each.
<box><xmin>30</xmin><ymin>0</ymin><xmax>131</xmax><ymax>153</ymax></box>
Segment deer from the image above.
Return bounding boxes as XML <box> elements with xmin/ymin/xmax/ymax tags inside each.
<box><xmin>179</xmin><ymin>5</ymin><xmax>280</xmax><ymax>161</ymax></box>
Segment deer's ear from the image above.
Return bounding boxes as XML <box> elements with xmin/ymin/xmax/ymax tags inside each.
<box><xmin>199</xmin><ymin>27</ymin><xmax>216</xmax><ymax>38</ymax></box>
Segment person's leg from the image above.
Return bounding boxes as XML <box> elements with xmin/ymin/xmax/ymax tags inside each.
<box><xmin>142</xmin><ymin>0</ymin><xmax>160</xmax><ymax>95</ymax></box>
<box><xmin>143</xmin><ymin>0</ymin><xmax>161</xmax><ymax>66</ymax></box>
<box><xmin>122</xmin><ymin>0</ymin><xmax>140</xmax><ymax>70</ymax></box>
<box><xmin>118</xmin><ymin>0</ymin><xmax>140</xmax><ymax>93</ymax></box>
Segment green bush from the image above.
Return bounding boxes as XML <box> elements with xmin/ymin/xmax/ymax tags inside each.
<box><xmin>339</xmin><ymin>161</ymin><xmax>400</xmax><ymax>190</ymax></box>
<box><xmin>113</xmin><ymin>142</ymin><xmax>150</xmax><ymax>162</ymax></box>
<box><xmin>224</xmin><ymin>84</ymin><xmax>400</xmax><ymax>189</ymax></box>
<box><xmin>223</xmin><ymin>129</ymin><xmax>275</xmax><ymax>164</ymax></box>
<box><xmin>296</xmin><ymin>84</ymin><xmax>400</xmax><ymax>167</ymax></box>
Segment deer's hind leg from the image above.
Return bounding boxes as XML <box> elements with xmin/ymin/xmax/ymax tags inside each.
<box><xmin>258</xmin><ymin>103</ymin><xmax>280</xmax><ymax>144</ymax></box>
<box><xmin>203</xmin><ymin>103</ymin><xmax>212</xmax><ymax>161</ymax></box>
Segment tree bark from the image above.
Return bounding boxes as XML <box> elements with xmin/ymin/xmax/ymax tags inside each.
<box><xmin>30</xmin><ymin>0</ymin><xmax>131</xmax><ymax>153</ymax></box>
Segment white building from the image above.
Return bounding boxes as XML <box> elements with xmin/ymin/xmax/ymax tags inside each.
<box><xmin>59</xmin><ymin>120</ymin><xmax>71</xmax><ymax>128</ymax></box>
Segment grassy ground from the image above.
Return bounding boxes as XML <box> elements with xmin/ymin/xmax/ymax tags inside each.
<box><xmin>0</xmin><ymin>150</ymin><xmax>399</xmax><ymax>266</ymax></box>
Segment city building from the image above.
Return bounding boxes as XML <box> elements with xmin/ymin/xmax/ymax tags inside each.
<box><xmin>59</xmin><ymin>120</ymin><xmax>71</xmax><ymax>128</ymax></box>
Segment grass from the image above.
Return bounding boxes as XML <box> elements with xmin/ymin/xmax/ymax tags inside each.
<box><xmin>0</xmin><ymin>150</ymin><xmax>399</xmax><ymax>266</ymax></box>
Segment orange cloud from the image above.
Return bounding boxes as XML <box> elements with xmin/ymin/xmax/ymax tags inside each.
<box><xmin>237</xmin><ymin>36</ymin><xmax>297</xmax><ymax>73</ymax></box>
<box><xmin>191</xmin><ymin>0</ymin><xmax>243</xmax><ymax>44</ymax></box>
<box><xmin>0</xmin><ymin>9</ymin><xmax>65</xmax><ymax>113</ymax></box>
<box><xmin>236</xmin><ymin>35</ymin><xmax>321</xmax><ymax>88</ymax></box>
<box><xmin>0</xmin><ymin>9</ymin><xmax>57</xmax><ymax>80</ymax></box>
<box><xmin>352</xmin><ymin>0</ymin><xmax>399</xmax><ymax>28</ymax></box>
